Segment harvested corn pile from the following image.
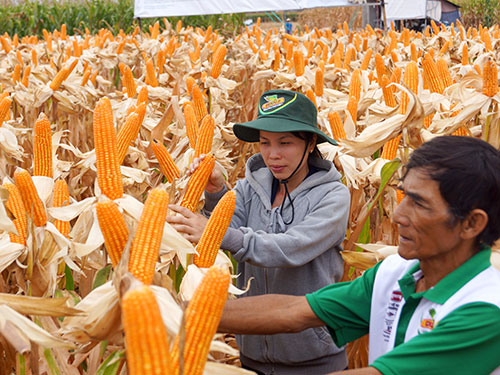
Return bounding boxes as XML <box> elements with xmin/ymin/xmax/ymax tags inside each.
<box><xmin>0</xmin><ymin>18</ymin><xmax>498</xmax><ymax>373</ymax></box>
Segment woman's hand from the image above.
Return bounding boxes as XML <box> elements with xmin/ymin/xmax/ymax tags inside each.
<box><xmin>188</xmin><ymin>154</ymin><xmax>225</xmax><ymax>194</ymax></box>
<box><xmin>166</xmin><ymin>204</ymin><xmax>209</xmax><ymax>243</ymax></box>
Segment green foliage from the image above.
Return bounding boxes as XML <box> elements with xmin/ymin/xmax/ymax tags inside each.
<box><xmin>457</xmin><ymin>0</ymin><xmax>500</xmax><ymax>27</ymax></box>
<box><xmin>0</xmin><ymin>0</ymin><xmax>244</xmax><ymax>38</ymax></box>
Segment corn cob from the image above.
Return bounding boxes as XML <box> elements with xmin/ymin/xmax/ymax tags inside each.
<box><xmin>0</xmin><ymin>36</ymin><xmax>12</xmax><ymax>53</ymax></box>
<box><xmin>422</xmin><ymin>53</ymin><xmax>445</xmax><ymax>94</ymax></box>
<box><xmin>180</xmin><ymin>153</ymin><xmax>215</xmax><ymax>212</ymax></box>
<box><xmin>50</xmin><ymin>67</ymin><xmax>69</xmax><ymax>91</ymax></box>
<box><xmin>33</xmin><ymin>113</ymin><xmax>53</xmax><ymax>178</ymax></box>
<box><xmin>183</xmin><ymin>102</ymin><xmax>198</xmax><ymax>149</ymax></box>
<box><xmin>52</xmin><ymin>179</ymin><xmax>71</xmax><ymax>238</ymax></box>
<box><xmin>0</xmin><ymin>96</ymin><xmax>12</xmax><ymax>127</ymax></box>
<box><xmin>343</xmin><ymin>47</ymin><xmax>354</xmax><ymax>70</ymax></box>
<box><xmin>122</xmin><ymin>66</ymin><xmax>137</xmax><ymax>98</ymax></box>
<box><xmin>438</xmin><ymin>41</ymin><xmax>450</xmax><ymax>57</ymax></box>
<box><xmin>349</xmin><ymin>69</ymin><xmax>361</xmax><ymax>102</ymax></box>
<box><xmin>410</xmin><ymin>43</ymin><xmax>418</xmax><ymax>62</ymax></box>
<box><xmin>151</xmin><ymin>139</ymin><xmax>180</xmax><ymax>183</ymax></box>
<box><xmin>16</xmin><ymin>50</ymin><xmax>23</xmax><ymax>66</ymax></box>
<box><xmin>185</xmin><ymin>76</ymin><xmax>196</xmax><ymax>95</ymax></box>
<box><xmin>437</xmin><ymin>59</ymin><xmax>453</xmax><ymax>89</ymax></box>
<box><xmin>137</xmin><ymin>86</ymin><xmax>148</xmax><ymax>106</ymax></box>
<box><xmin>171</xmin><ymin>266</ymin><xmax>230</xmax><ymax>375</ymax></box>
<box><xmin>328</xmin><ymin>111</ymin><xmax>346</xmax><ymax>141</ymax></box>
<box><xmin>315</xmin><ymin>68</ymin><xmax>324</xmax><ymax>97</ymax></box>
<box><xmin>122</xmin><ymin>285</ymin><xmax>173</xmax><ymax>375</ymax></box>
<box><xmin>93</xmin><ymin>97</ymin><xmax>123</xmax><ymax>200</ymax></box>
<box><xmin>294</xmin><ymin>50</ymin><xmax>305</xmax><ymax>77</ymax></box>
<box><xmin>14</xmin><ymin>169</ymin><xmax>47</xmax><ymax>227</ymax></box>
<box><xmin>482</xmin><ymin>29</ymin><xmax>493</xmax><ymax>51</ymax></box>
<box><xmin>3</xmin><ymin>183</ymin><xmax>27</xmax><ymax>245</ymax></box>
<box><xmin>461</xmin><ymin>44</ymin><xmax>469</xmax><ymax>65</ymax></box>
<box><xmin>380</xmin><ymin>75</ymin><xmax>397</xmax><ymax>108</ymax></box>
<box><xmin>346</xmin><ymin>95</ymin><xmax>357</xmax><ymax>126</ymax></box>
<box><xmin>360</xmin><ymin>48</ymin><xmax>372</xmax><ymax>70</ymax></box>
<box><xmin>128</xmin><ymin>188</ymin><xmax>169</xmax><ymax>284</ymax></box>
<box><xmin>210</xmin><ymin>44</ymin><xmax>227</xmax><ymax>79</ymax></box>
<box><xmin>81</xmin><ymin>66</ymin><xmax>92</xmax><ymax>86</ymax></box>
<box><xmin>194</xmin><ymin>190</ymin><xmax>236</xmax><ymax>267</ymax></box>
<box><xmin>305</xmin><ymin>89</ymin><xmax>317</xmax><ymax>108</ymax></box>
<box><xmin>192</xmin><ymin>84</ymin><xmax>207</xmax><ymax>123</ymax></box>
<box><xmin>21</xmin><ymin>65</ymin><xmax>31</xmax><ymax>87</ymax></box>
<box><xmin>381</xmin><ymin>134</ymin><xmax>402</xmax><ymax>160</ymax></box>
<box><xmin>116</xmin><ymin>112</ymin><xmax>141</xmax><ymax>164</ymax></box>
<box><xmin>400</xmin><ymin>61</ymin><xmax>419</xmax><ymax>114</ymax></box>
<box><xmin>145</xmin><ymin>58</ymin><xmax>158</xmax><ymax>88</ymax></box>
<box><xmin>194</xmin><ymin>115</ymin><xmax>215</xmax><ymax>158</ymax></box>
<box><xmin>12</xmin><ymin>64</ymin><xmax>21</xmax><ymax>84</ymax></box>
<box><xmin>96</xmin><ymin>199</ymin><xmax>129</xmax><ymax>267</ymax></box>
<box><xmin>482</xmin><ymin>59</ymin><xmax>499</xmax><ymax>97</ymax></box>
<box><xmin>374</xmin><ymin>53</ymin><xmax>386</xmax><ymax>83</ymax></box>
<box><xmin>396</xmin><ymin>188</ymin><xmax>405</xmax><ymax>204</ymax></box>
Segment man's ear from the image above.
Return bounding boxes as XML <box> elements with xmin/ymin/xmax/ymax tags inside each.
<box><xmin>461</xmin><ymin>209</ymin><xmax>488</xmax><ymax>240</ymax></box>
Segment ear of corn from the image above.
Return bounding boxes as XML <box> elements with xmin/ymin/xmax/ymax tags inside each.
<box><xmin>210</xmin><ymin>44</ymin><xmax>227</xmax><ymax>79</ymax></box>
<box><xmin>151</xmin><ymin>140</ymin><xmax>180</xmax><ymax>183</ymax></box>
<box><xmin>12</xmin><ymin>64</ymin><xmax>21</xmax><ymax>85</ymax></box>
<box><xmin>192</xmin><ymin>84</ymin><xmax>208</xmax><ymax>122</ymax></box>
<box><xmin>180</xmin><ymin>153</ymin><xmax>215</xmax><ymax>212</ymax></box>
<box><xmin>14</xmin><ymin>169</ymin><xmax>47</xmax><ymax>227</ymax></box>
<box><xmin>96</xmin><ymin>199</ymin><xmax>129</xmax><ymax>267</ymax></box>
<box><xmin>185</xmin><ymin>76</ymin><xmax>196</xmax><ymax>95</ymax></box>
<box><xmin>360</xmin><ymin>48</ymin><xmax>372</xmax><ymax>70</ymax></box>
<box><xmin>183</xmin><ymin>102</ymin><xmax>198</xmax><ymax>149</ymax></box>
<box><xmin>194</xmin><ymin>190</ymin><xmax>236</xmax><ymax>268</ymax></box>
<box><xmin>482</xmin><ymin>59</ymin><xmax>499</xmax><ymax>97</ymax></box>
<box><xmin>346</xmin><ymin>95</ymin><xmax>357</xmax><ymax>126</ymax></box>
<box><xmin>305</xmin><ymin>89</ymin><xmax>317</xmax><ymax>108</ymax></box>
<box><xmin>349</xmin><ymin>69</ymin><xmax>361</xmax><ymax>102</ymax></box>
<box><xmin>137</xmin><ymin>86</ymin><xmax>148</xmax><ymax>106</ymax></box>
<box><xmin>33</xmin><ymin>113</ymin><xmax>53</xmax><ymax>178</ymax></box>
<box><xmin>116</xmin><ymin>112</ymin><xmax>141</xmax><ymax>165</ymax></box>
<box><xmin>380</xmin><ymin>75</ymin><xmax>397</xmax><ymax>108</ymax></box>
<box><xmin>50</xmin><ymin>67</ymin><xmax>69</xmax><ymax>91</ymax></box>
<box><xmin>422</xmin><ymin>53</ymin><xmax>445</xmax><ymax>94</ymax></box>
<box><xmin>171</xmin><ymin>266</ymin><xmax>230</xmax><ymax>375</ymax></box>
<box><xmin>293</xmin><ymin>50</ymin><xmax>305</xmax><ymax>77</ymax></box>
<box><xmin>436</xmin><ymin>58</ymin><xmax>453</xmax><ymax>89</ymax></box>
<box><xmin>3</xmin><ymin>183</ymin><xmax>27</xmax><ymax>245</ymax></box>
<box><xmin>21</xmin><ymin>65</ymin><xmax>31</xmax><ymax>88</ymax></box>
<box><xmin>400</xmin><ymin>61</ymin><xmax>418</xmax><ymax>114</ymax></box>
<box><xmin>122</xmin><ymin>66</ymin><xmax>137</xmax><ymax>98</ymax></box>
<box><xmin>194</xmin><ymin>115</ymin><xmax>215</xmax><ymax>158</ymax></box>
<box><xmin>315</xmin><ymin>68</ymin><xmax>324</xmax><ymax>97</ymax></box>
<box><xmin>0</xmin><ymin>96</ymin><xmax>12</xmax><ymax>127</ymax></box>
<box><xmin>122</xmin><ymin>285</ymin><xmax>173</xmax><ymax>375</ymax></box>
<box><xmin>52</xmin><ymin>179</ymin><xmax>71</xmax><ymax>238</ymax></box>
<box><xmin>381</xmin><ymin>134</ymin><xmax>402</xmax><ymax>160</ymax></box>
<box><xmin>328</xmin><ymin>111</ymin><xmax>346</xmax><ymax>141</ymax></box>
<box><xmin>128</xmin><ymin>188</ymin><xmax>169</xmax><ymax>284</ymax></box>
<box><xmin>374</xmin><ymin>53</ymin><xmax>386</xmax><ymax>83</ymax></box>
<box><xmin>93</xmin><ymin>97</ymin><xmax>123</xmax><ymax>200</ymax></box>
<box><xmin>145</xmin><ymin>58</ymin><xmax>158</xmax><ymax>87</ymax></box>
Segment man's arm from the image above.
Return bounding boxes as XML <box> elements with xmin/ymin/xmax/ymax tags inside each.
<box><xmin>218</xmin><ymin>294</ymin><xmax>325</xmax><ymax>334</ymax></box>
<box><xmin>329</xmin><ymin>368</ymin><xmax>382</xmax><ymax>375</ymax></box>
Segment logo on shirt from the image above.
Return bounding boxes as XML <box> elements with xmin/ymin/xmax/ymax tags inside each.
<box><xmin>261</xmin><ymin>95</ymin><xmax>285</xmax><ymax>111</ymax></box>
<box><xmin>383</xmin><ymin>290</ymin><xmax>404</xmax><ymax>342</ymax></box>
<box><xmin>419</xmin><ymin>308</ymin><xmax>437</xmax><ymax>333</ymax></box>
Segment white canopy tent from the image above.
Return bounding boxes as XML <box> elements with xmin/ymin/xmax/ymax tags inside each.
<box><xmin>134</xmin><ymin>0</ymin><xmax>364</xmax><ymax>19</ymax></box>
<box><xmin>384</xmin><ymin>0</ymin><xmax>443</xmax><ymax>21</ymax></box>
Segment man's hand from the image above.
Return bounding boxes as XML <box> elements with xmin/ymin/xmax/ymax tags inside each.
<box><xmin>166</xmin><ymin>204</ymin><xmax>209</xmax><ymax>243</ymax></box>
<box><xmin>187</xmin><ymin>154</ymin><xmax>225</xmax><ymax>194</ymax></box>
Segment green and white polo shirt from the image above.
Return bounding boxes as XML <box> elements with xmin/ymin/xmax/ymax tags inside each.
<box><xmin>306</xmin><ymin>247</ymin><xmax>500</xmax><ymax>375</ymax></box>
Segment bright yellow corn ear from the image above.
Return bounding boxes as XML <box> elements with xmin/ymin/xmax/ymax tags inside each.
<box><xmin>3</xmin><ymin>183</ymin><xmax>27</xmax><ymax>245</ymax></box>
<box><xmin>192</xmin><ymin>84</ymin><xmax>208</xmax><ymax>123</ymax></box>
<box><xmin>33</xmin><ymin>113</ymin><xmax>53</xmax><ymax>178</ymax></box>
<box><xmin>185</xmin><ymin>76</ymin><xmax>196</xmax><ymax>95</ymax></box>
<box><xmin>145</xmin><ymin>58</ymin><xmax>158</xmax><ymax>87</ymax></box>
<box><xmin>293</xmin><ymin>50</ymin><xmax>305</xmax><ymax>77</ymax></box>
<box><xmin>380</xmin><ymin>75</ymin><xmax>397</xmax><ymax>108</ymax></box>
<box><xmin>52</xmin><ymin>179</ymin><xmax>71</xmax><ymax>238</ymax></box>
<box><xmin>346</xmin><ymin>95</ymin><xmax>358</xmax><ymax>126</ymax></box>
<box><xmin>194</xmin><ymin>190</ymin><xmax>236</xmax><ymax>268</ymax></box>
<box><xmin>49</xmin><ymin>67</ymin><xmax>69</xmax><ymax>91</ymax></box>
<box><xmin>360</xmin><ymin>48</ymin><xmax>372</xmax><ymax>71</ymax></box>
<box><xmin>14</xmin><ymin>169</ymin><xmax>47</xmax><ymax>227</ymax></box>
<box><xmin>305</xmin><ymin>89</ymin><xmax>317</xmax><ymax>108</ymax></box>
<box><xmin>0</xmin><ymin>96</ymin><xmax>12</xmax><ymax>127</ymax></box>
<box><xmin>151</xmin><ymin>139</ymin><xmax>180</xmax><ymax>183</ymax></box>
<box><xmin>183</xmin><ymin>102</ymin><xmax>198</xmax><ymax>149</ymax></box>
<box><xmin>374</xmin><ymin>53</ymin><xmax>386</xmax><ymax>83</ymax></box>
<box><xmin>328</xmin><ymin>111</ymin><xmax>346</xmax><ymax>141</ymax></box>
<box><xmin>210</xmin><ymin>44</ymin><xmax>227</xmax><ymax>79</ymax></box>
<box><xmin>137</xmin><ymin>86</ymin><xmax>148</xmax><ymax>106</ymax></box>
<box><xmin>381</xmin><ymin>134</ymin><xmax>402</xmax><ymax>160</ymax></box>
<box><xmin>349</xmin><ymin>69</ymin><xmax>361</xmax><ymax>102</ymax></box>
<box><xmin>96</xmin><ymin>199</ymin><xmax>129</xmax><ymax>267</ymax></box>
<box><xmin>482</xmin><ymin>59</ymin><xmax>499</xmax><ymax>97</ymax></box>
<box><xmin>272</xmin><ymin>50</ymin><xmax>281</xmax><ymax>71</ymax></box>
<box><xmin>122</xmin><ymin>65</ymin><xmax>137</xmax><ymax>98</ymax></box>
<box><xmin>180</xmin><ymin>153</ymin><xmax>215</xmax><ymax>212</ymax></box>
<box><xmin>116</xmin><ymin>112</ymin><xmax>140</xmax><ymax>165</ymax></box>
<box><xmin>315</xmin><ymin>68</ymin><xmax>324</xmax><ymax>97</ymax></box>
<box><xmin>0</xmin><ymin>36</ymin><xmax>12</xmax><ymax>53</ymax></box>
<box><xmin>128</xmin><ymin>188</ymin><xmax>169</xmax><ymax>284</ymax></box>
<box><xmin>21</xmin><ymin>65</ymin><xmax>31</xmax><ymax>87</ymax></box>
<box><xmin>400</xmin><ymin>61</ymin><xmax>418</xmax><ymax>114</ymax></box>
<box><xmin>93</xmin><ymin>97</ymin><xmax>123</xmax><ymax>200</ymax></box>
<box><xmin>436</xmin><ymin>59</ymin><xmax>453</xmax><ymax>89</ymax></box>
<box><xmin>122</xmin><ymin>285</ymin><xmax>173</xmax><ymax>375</ymax></box>
<box><xmin>171</xmin><ymin>266</ymin><xmax>230</xmax><ymax>375</ymax></box>
<box><xmin>194</xmin><ymin>115</ymin><xmax>215</xmax><ymax>158</ymax></box>
<box><xmin>11</xmin><ymin>64</ymin><xmax>21</xmax><ymax>85</ymax></box>
<box><xmin>422</xmin><ymin>53</ymin><xmax>445</xmax><ymax>94</ymax></box>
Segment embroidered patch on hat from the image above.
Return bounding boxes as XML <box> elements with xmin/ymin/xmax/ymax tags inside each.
<box><xmin>259</xmin><ymin>93</ymin><xmax>296</xmax><ymax>114</ymax></box>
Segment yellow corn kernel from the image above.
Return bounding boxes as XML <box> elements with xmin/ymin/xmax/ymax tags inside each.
<box><xmin>93</xmin><ymin>97</ymin><xmax>123</xmax><ymax>200</ymax></box>
<box><xmin>128</xmin><ymin>188</ymin><xmax>169</xmax><ymax>284</ymax></box>
<box><xmin>33</xmin><ymin>113</ymin><xmax>53</xmax><ymax>178</ymax></box>
<box><xmin>14</xmin><ymin>169</ymin><xmax>47</xmax><ymax>227</ymax></box>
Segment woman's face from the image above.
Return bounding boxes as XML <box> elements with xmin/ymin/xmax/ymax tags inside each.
<box><xmin>258</xmin><ymin>131</ymin><xmax>313</xmax><ymax>180</ymax></box>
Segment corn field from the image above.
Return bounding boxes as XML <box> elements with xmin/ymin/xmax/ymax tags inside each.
<box><xmin>0</xmin><ymin>15</ymin><xmax>499</xmax><ymax>375</ymax></box>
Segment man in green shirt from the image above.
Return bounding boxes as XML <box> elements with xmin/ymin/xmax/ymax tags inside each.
<box><xmin>219</xmin><ymin>136</ymin><xmax>500</xmax><ymax>375</ymax></box>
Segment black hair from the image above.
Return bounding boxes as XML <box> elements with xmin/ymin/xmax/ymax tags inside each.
<box><xmin>293</xmin><ymin>131</ymin><xmax>323</xmax><ymax>159</ymax></box>
<box><xmin>404</xmin><ymin>136</ymin><xmax>500</xmax><ymax>246</ymax></box>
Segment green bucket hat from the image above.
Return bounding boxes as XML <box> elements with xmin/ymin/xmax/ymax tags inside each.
<box><xmin>233</xmin><ymin>89</ymin><xmax>337</xmax><ymax>145</ymax></box>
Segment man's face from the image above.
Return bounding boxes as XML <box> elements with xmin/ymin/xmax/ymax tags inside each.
<box><xmin>394</xmin><ymin>168</ymin><xmax>463</xmax><ymax>261</ymax></box>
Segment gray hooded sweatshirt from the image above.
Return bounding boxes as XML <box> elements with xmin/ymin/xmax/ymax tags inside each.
<box><xmin>204</xmin><ymin>154</ymin><xmax>350</xmax><ymax>375</ymax></box>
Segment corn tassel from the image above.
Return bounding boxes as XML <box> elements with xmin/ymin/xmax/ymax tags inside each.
<box><xmin>33</xmin><ymin>113</ymin><xmax>53</xmax><ymax>178</ymax></box>
<box><xmin>52</xmin><ymin>179</ymin><xmax>71</xmax><ymax>238</ymax></box>
<box><xmin>151</xmin><ymin>139</ymin><xmax>180</xmax><ymax>183</ymax></box>
<box><xmin>180</xmin><ymin>153</ymin><xmax>215</xmax><ymax>212</ymax></box>
<box><xmin>210</xmin><ymin>44</ymin><xmax>227</xmax><ymax>79</ymax></box>
<box><xmin>328</xmin><ymin>111</ymin><xmax>346</xmax><ymax>141</ymax></box>
<box><xmin>194</xmin><ymin>115</ymin><xmax>215</xmax><ymax>158</ymax></box>
<box><xmin>3</xmin><ymin>183</ymin><xmax>27</xmax><ymax>245</ymax></box>
<box><xmin>14</xmin><ymin>169</ymin><xmax>47</xmax><ymax>227</ymax></box>
<box><xmin>482</xmin><ymin>59</ymin><xmax>499</xmax><ymax>97</ymax></box>
<box><xmin>194</xmin><ymin>190</ymin><xmax>236</xmax><ymax>268</ymax></box>
<box><xmin>192</xmin><ymin>84</ymin><xmax>208</xmax><ymax>122</ymax></box>
<box><xmin>171</xmin><ymin>266</ymin><xmax>230</xmax><ymax>375</ymax></box>
<box><xmin>96</xmin><ymin>199</ymin><xmax>129</xmax><ymax>267</ymax></box>
<box><xmin>93</xmin><ymin>97</ymin><xmax>123</xmax><ymax>200</ymax></box>
<box><xmin>128</xmin><ymin>188</ymin><xmax>169</xmax><ymax>284</ymax></box>
<box><xmin>122</xmin><ymin>285</ymin><xmax>173</xmax><ymax>375</ymax></box>
<box><xmin>184</xmin><ymin>102</ymin><xmax>198</xmax><ymax>149</ymax></box>
<box><xmin>116</xmin><ymin>112</ymin><xmax>141</xmax><ymax>164</ymax></box>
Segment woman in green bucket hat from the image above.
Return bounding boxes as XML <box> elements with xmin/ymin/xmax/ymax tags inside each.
<box><xmin>167</xmin><ymin>89</ymin><xmax>350</xmax><ymax>374</ymax></box>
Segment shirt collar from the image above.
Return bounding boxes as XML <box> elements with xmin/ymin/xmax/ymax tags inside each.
<box><xmin>398</xmin><ymin>245</ymin><xmax>492</xmax><ymax>304</ymax></box>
